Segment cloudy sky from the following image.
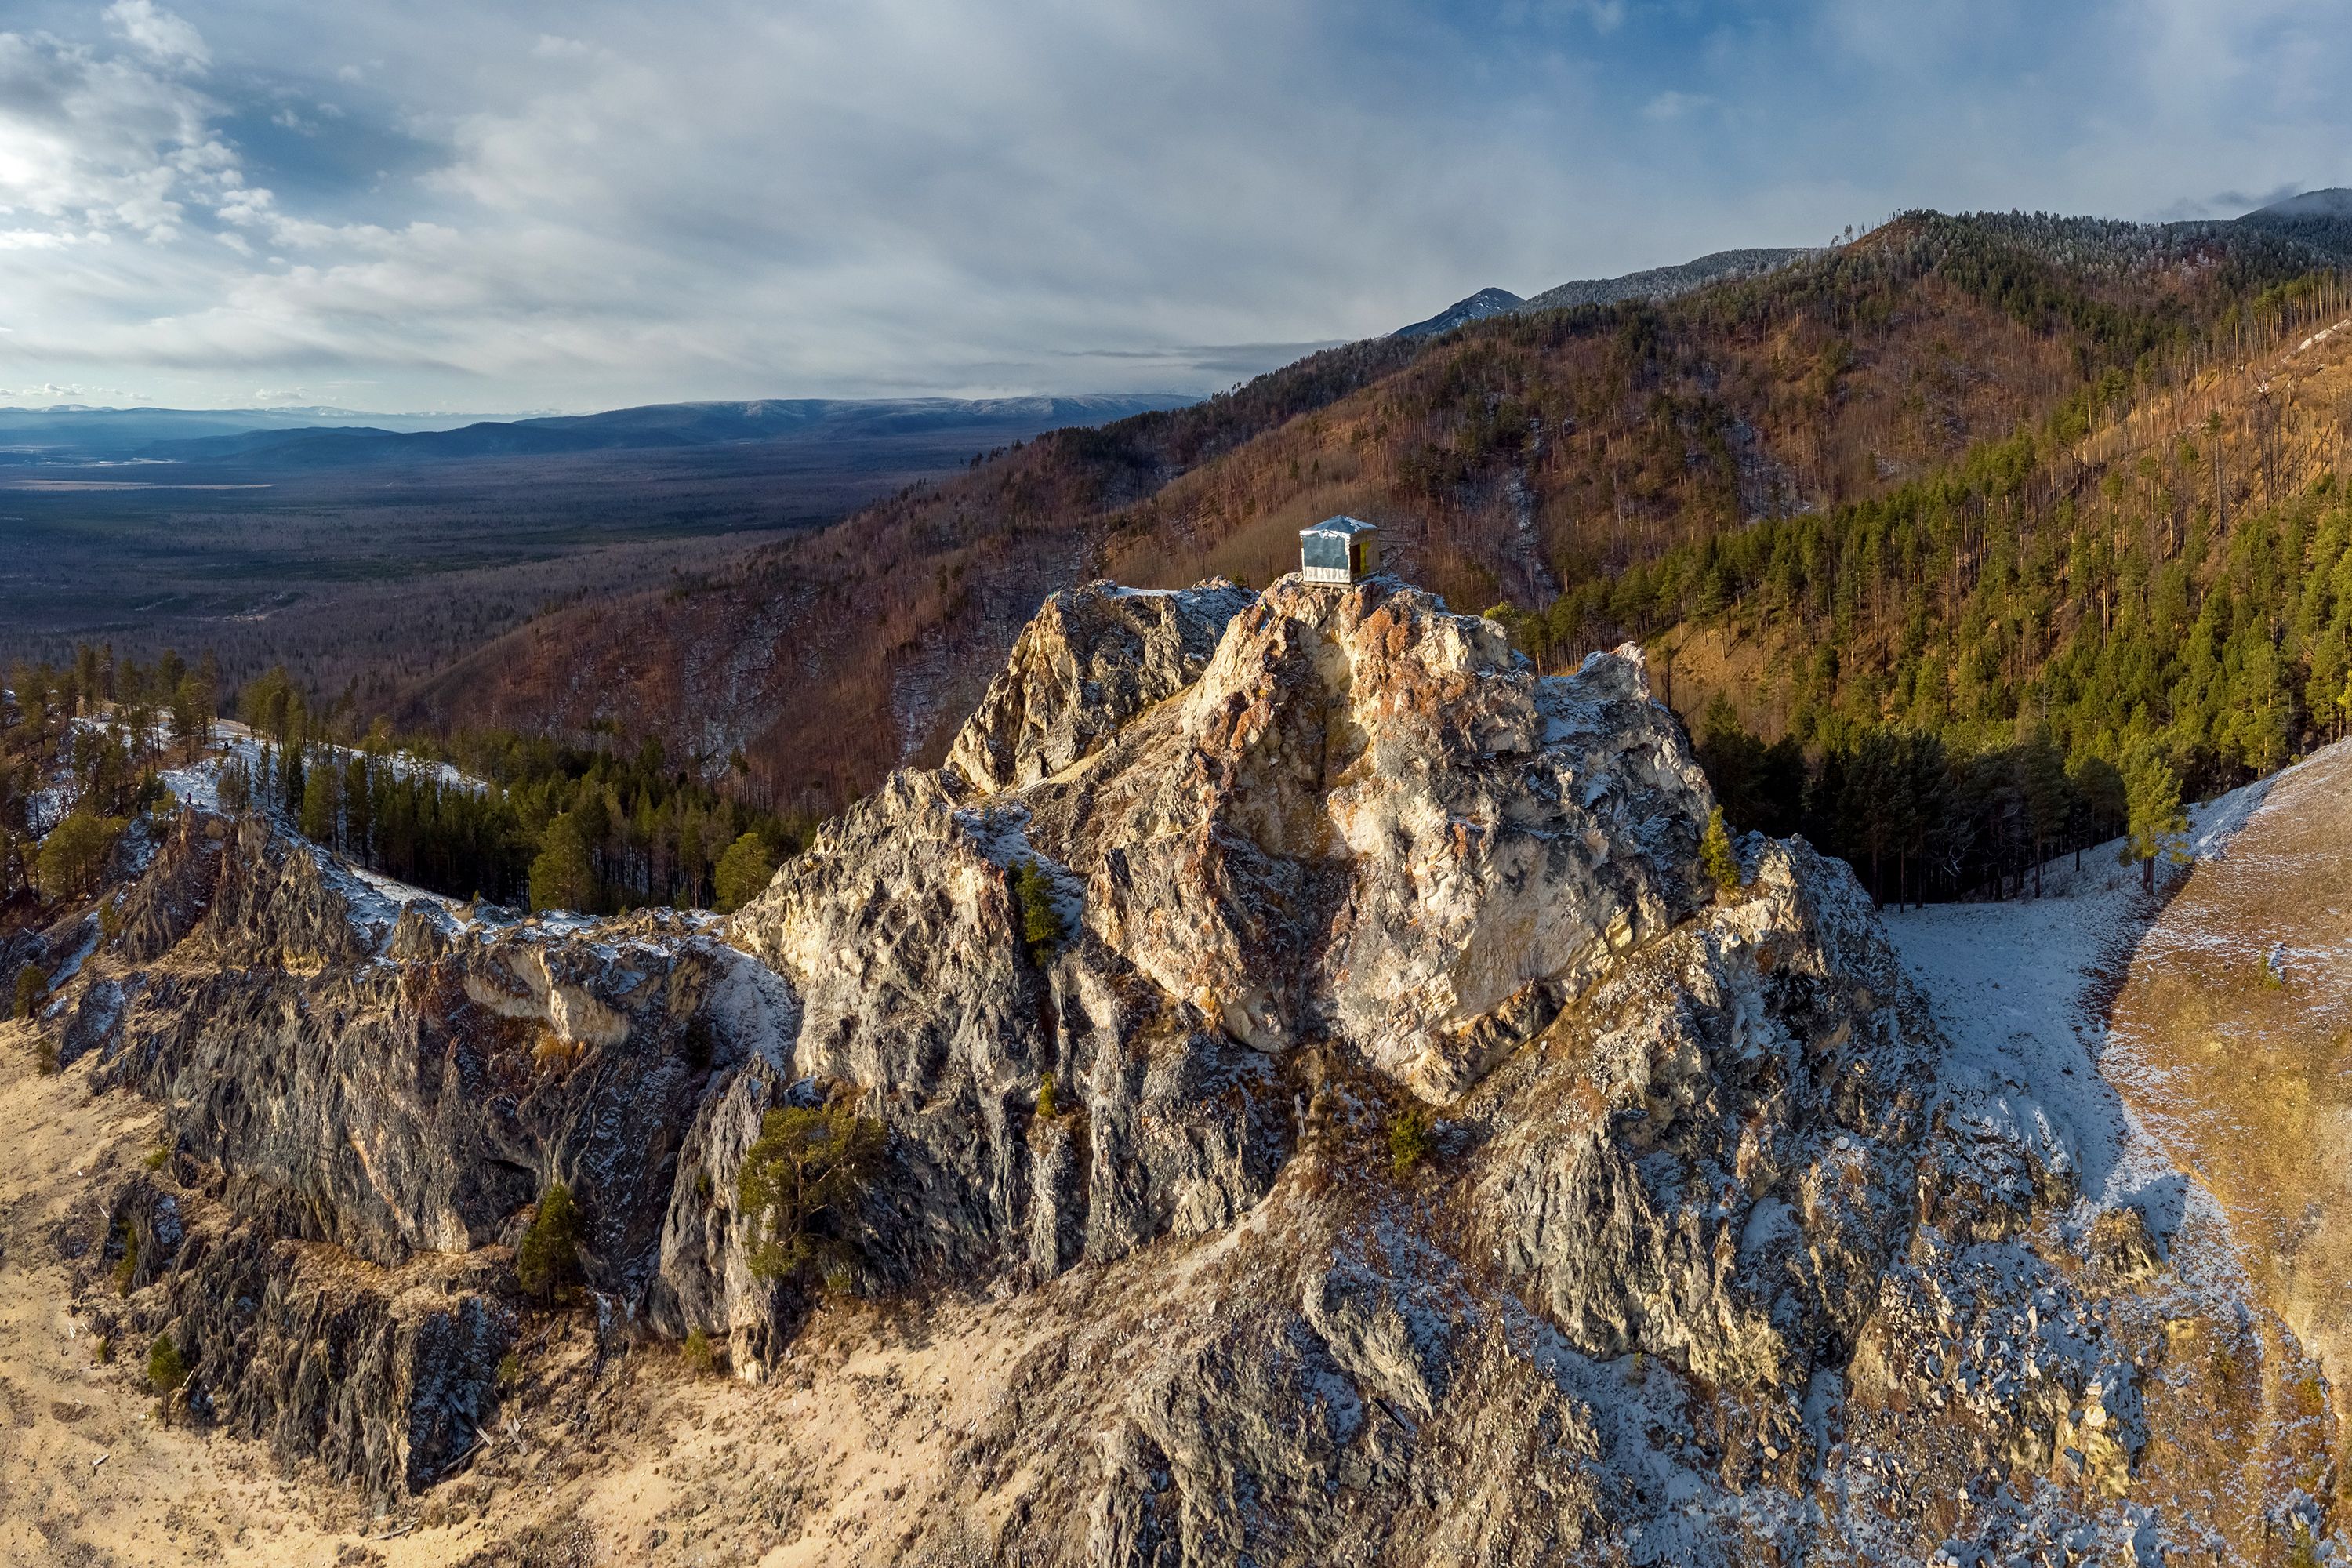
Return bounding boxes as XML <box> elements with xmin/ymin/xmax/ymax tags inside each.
<box><xmin>2</xmin><ymin>0</ymin><xmax>2347</xmax><ymax>412</ymax></box>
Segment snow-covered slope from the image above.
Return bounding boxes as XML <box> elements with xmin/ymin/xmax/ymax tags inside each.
<box><xmin>1885</xmin><ymin>764</ymin><xmax>2352</xmax><ymax>1555</ymax></box>
<box><xmin>1885</xmin><ymin>775</ymin><xmax>2277</xmax><ymax>1225</ymax></box>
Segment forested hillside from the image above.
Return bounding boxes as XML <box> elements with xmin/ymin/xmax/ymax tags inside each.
<box><xmin>0</xmin><ymin>654</ymin><xmax>804</xmax><ymax>917</ymax></box>
<box><xmin>1487</xmin><ymin>262</ymin><xmax>2352</xmax><ymax>904</ymax></box>
<box><xmin>395</xmin><ymin>209</ymin><xmax>2352</xmax><ymax>839</ymax></box>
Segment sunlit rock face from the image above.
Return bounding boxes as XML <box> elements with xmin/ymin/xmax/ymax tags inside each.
<box><xmin>944</xmin><ymin>576</ymin><xmax>1255</xmax><ymax>794</ymax></box>
<box><xmin>33</xmin><ymin>572</ymin><xmax>2276</xmax><ymax>1562</ymax></box>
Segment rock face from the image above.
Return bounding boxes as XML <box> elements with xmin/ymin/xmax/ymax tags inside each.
<box><xmin>45</xmin><ymin>810</ymin><xmax>804</xmax><ymax>1496</ymax></box>
<box><xmin>78</xmin><ymin>815</ymin><xmax>792</xmax><ymax>1295</ymax></box>
<box><xmin>1038</xmin><ymin>582</ymin><xmax>1713</xmax><ymax>1094</ymax></box>
<box><xmin>16</xmin><ymin>572</ymin><xmax>2317</xmax><ymax>1559</ymax></box>
<box><xmin>104</xmin><ymin>1171</ymin><xmax>512</xmax><ymax>1496</ymax></box>
<box><xmin>944</xmin><ymin>576</ymin><xmax>1254</xmax><ymax>793</ymax></box>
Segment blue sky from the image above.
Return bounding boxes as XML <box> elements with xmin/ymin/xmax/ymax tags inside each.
<box><xmin>2</xmin><ymin>0</ymin><xmax>2347</xmax><ymax>412</ymax></box>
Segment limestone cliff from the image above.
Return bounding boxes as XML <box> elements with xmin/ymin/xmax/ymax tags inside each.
<box><xmin>9</xmin><ymin>573</ymin><xmax>2331</xmax><ymax>1563</ymax></box>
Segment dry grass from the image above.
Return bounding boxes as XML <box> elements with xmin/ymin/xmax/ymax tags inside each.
<box><xmin>2100</xmin><ymin>741</ymin><xmax>2352</xmax><ymax>1523</ymax></box>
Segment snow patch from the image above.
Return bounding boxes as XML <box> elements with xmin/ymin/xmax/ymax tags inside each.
<box><xmin>1885</xmin><ymin>774</ymin><xmax>2281</xmax><ymax>1319</ymax></box>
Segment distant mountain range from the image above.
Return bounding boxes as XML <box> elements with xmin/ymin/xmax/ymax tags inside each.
<box><xmin>1395</xmin><ymin>189</ymin><xmax>2352</xmax><ymax>341</ymax></box>
<box><xmin>2245</xmin><ymin>187</ymin><xmax>2352</xmax><ymax>222</ymax></box>
<box><xmin>0</xmin><ymin>405</ymin><xmax>485</xmax><ymax>459</ymax></box>
<box><xmin>0</xmin><ymin>394</ymin><xmax>1198</xmax><ymax>468</ymax></box>
<box><xmin>1395</xmin><ymin>249</ymin><xmax>1815</xmax><ymax>338</ymax></box>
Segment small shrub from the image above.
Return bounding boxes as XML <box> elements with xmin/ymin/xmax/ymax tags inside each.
<box><xmin>1388</xmin><ymin>1107</ymin><xmax>1434</xmax><ymax>1175</ymax></box>
<box><xmin>33</xmin><ymin>1036</ymin><xmax>58</xmax><ymax>1076</ymax></box>
<box><xmin>739</xmin><ymin>1098</ymin><xmax>887</xmax><ymax>1284</ymax></box>
<box><xmin>682</xmin><ymin>1327</ymin><xmax>716</xmax><ymax>1376</ymax></box>
<box><xmin>1011</xmin><ymin>858</ymin><xmax>1068</xmax><ymax>968</ymax></box>
<box><xmin>515</xmin><ymin>1184</ymin><xmax>585</xmax><ymax>1304</ymax></box>
<box><xmin>1035</xmin><ymin>1070</ymin><xmax>1058</xmax><ymax>1121</ymax></box>
<box><xmin>111</xmin><ymin>1219</ymin><xmax>139</xmax><ymax>1295</ymax></box>
<box><xmin>496</xmin><ymin>1352</ymin><xmax>523</xmax><ymax>1389</ymax></box>
<box><xmin>98</xmin><ymin>898</ymin><xmax>122</xmax><ymax>942</ymax></box>
<box><xmin>142</xmin><ymin>1142</ymin><xmax>169</xmax><ymax>1172</ymax></box>
<box><xmin>95</xmin><ymin>1334</ymin><xmax>114</xmax><ymax>1365</ymax></box>
<box><xmin>12</xmin><ymin>964</ymin><xmax>45</xmax><ymax>1022</ymax></box>
<box><xmin>147</xmin><ymin>1333</ymin><xmax>186</xmax><ymax>1394</ymax></box>
<box><xmin>1699</xmin><ymin>806</ymin><xmax>1741</xmax><ymax>893</ymax></box>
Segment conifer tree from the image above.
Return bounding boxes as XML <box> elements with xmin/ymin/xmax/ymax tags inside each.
<box><xmin>299</xmin><ymin>755</ymin><xmax>337</xmax><ymax>844</ymax></box>
<box><xmin>515</xmin><ymin>1183</ymin><xmax>584</xmax><ymax>1304</ymax></box>
<box><xmin>342</xmin><ymin>756</ymin><xmax>372</xmax><ymax>858</ymax></box>
<box><xmin>2123</xmin><ymin>743</ymin><xmax>2189</xmax><ymax>893</ymax></box>
<box><xmin>530</xmin><ymin>812</ymin><xmax>595</xmax><ymax>913</ymax></box>
<box><xmin>36</xmin><ymin>811</ymin><xmax>124</xmax><ymax>901</ymax></box>
<box><xmin>13</xmin><ymin>964</ymin><xmax>45</xmax><ymax>1021</ymax></box>
<box><xmin>1699</xmin><ymin>807</ymin><xmax>1741</xmax><ymax>893</ymax></box>
<box><xmin>169</xmin><ymin>673</ymin><xmax>214</xmax><ymax>763</ymax></box>
<box><xmin>713</xmin><ymin>829</ymin><xmax>779</xmax><ymax>913</ymax></box>
<box><xmin>737</xmin><ymin>1101</ymin><xmax>885</xmax><ymax>1286</ymax></box>
<box><xmin>1012</xmin><ymin>857</ymin><xmax>1069</xmax><ymax>964</ymax></box>
<box><xmin>2020</xmin><ymin>731</ymin><xmax>2072</xmax><ymax>898</ymax></box>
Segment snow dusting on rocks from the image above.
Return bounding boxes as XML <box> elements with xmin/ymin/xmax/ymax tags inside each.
<box><xmin>10</xmin><ymin>576</ymin><xmax>2346</xmax><ymax>1563</ymax></box>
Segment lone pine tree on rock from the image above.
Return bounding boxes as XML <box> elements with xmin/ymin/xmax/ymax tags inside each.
<box><xmin>1700</xmin><ymin>805</ymin><xmax>1742</xmax><ymax>893</ymax></box>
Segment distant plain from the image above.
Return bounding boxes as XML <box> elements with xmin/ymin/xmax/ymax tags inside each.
<box><xmin>0</xmin><ymin>399</ymin><xmax>1181</xmax><ymax>702</ymax></box>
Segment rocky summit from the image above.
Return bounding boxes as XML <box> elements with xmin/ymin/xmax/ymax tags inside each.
<box><xmin>6</xmin><ymin>574</ymin><xmax>2324</xmax><ymax>1563</ymax></box>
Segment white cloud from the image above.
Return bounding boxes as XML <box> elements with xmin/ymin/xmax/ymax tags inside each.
<box><xmin>0</xmin><ymin>24</ymin><xmax>234</xmax><ymax>240</ymax></box>
<box><xmin>105</xmin><ymin>0</ymin><xmax>209</xmax><ymax>68</ymax></box>
<box><xmin>2</xmin><ymin>0</ymin><xmax>2352</xmax><ymax>411</ymax></box>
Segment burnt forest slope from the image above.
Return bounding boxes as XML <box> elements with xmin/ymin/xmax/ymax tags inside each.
<box><xmin>394</xmin><ymin>208</ymin><xmax>2352</xmax><ymax>815</ymax></box>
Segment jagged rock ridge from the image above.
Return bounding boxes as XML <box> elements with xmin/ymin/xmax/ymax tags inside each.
<box><xmin>12</xmin><ymin>572</ymin><xmax>2323</xmax><ymax>1562</ymax></box>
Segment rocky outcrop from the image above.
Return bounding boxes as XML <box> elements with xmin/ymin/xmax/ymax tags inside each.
<box><xmin>44</xmin><ymin>811</ymin><xmax>805</xmax><ymax>1491</ymax></box>
<box><xmin>944</xmin><ymin>577</ymin><xmax>1254</xmax><ymax>793</ymax></box>
<box><xmin>79</xmin><ymin>819</ymin><xmax>788</xmax><ymax>1294</ymax></box>
<box><xmin>92</xmin><ymin>1171</ymin><xmax>513</xmax><ymax>1497</ymax></box>
<box><xmin>731</xmin><ymin>763</ymin><xmax>1290</xmax><ymax>1295</ymax></box>
<box><xmin>15</xmin><ymin>571</ymin><xmax>2300</xmax><ymax>1559</ymax></box>
<box><xmin>1029</xmin><ymin>581</ymin><xmax>1711</xmax><ymax>1095</ymax></box>
<box><xmin>722</xmin><ymin>575</ymin><xmax>2208</xmax><ymax>1560</ymax></box>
